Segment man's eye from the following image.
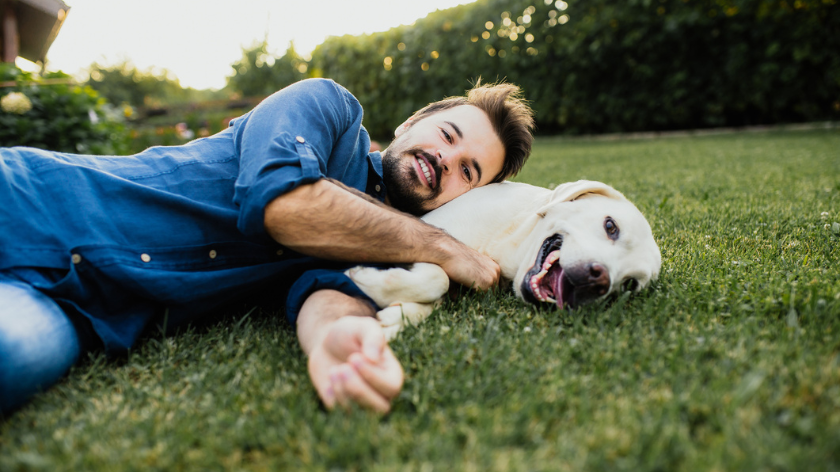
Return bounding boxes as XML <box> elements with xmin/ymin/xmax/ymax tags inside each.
<box><xmin>442</xmin><ymin>129</ymin><xmax>453</xmax><ymax>143</ymax></box>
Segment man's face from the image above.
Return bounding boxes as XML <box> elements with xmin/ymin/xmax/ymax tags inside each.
<box><xmin>382</xmin><ymin>105</ymin><xmax>505</xmax><ymax>215</ymax></box>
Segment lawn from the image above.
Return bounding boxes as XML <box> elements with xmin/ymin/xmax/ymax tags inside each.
<box><xmin>2</xmin><ymin>129</ymin><xmax>839</xmax><ymax>471</ymax></box>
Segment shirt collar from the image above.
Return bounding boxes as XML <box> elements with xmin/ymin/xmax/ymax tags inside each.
<box><xmin>366</xmin><ymin>151</ymin><xmax>387</xmax><ymax>203</ymax></box>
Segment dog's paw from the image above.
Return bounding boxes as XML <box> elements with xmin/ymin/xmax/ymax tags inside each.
<box><xmin>381</xmin><ymin>324</ymin><xmax>403</xmax><ymax>342</ymax></box>
<box><xmin>346</xmin><ymin>263</ymin><xmax>449</xmax><ymax>308</ymax></box>
<box><xmin>376</xmin><ymin>305</ymin><xmax>407</xmax><ymax>341</ymax></box>
<box><xmin>376</xmin><ymin>302</ymin><xmax>436</xmax><ymax>340</ymax></box>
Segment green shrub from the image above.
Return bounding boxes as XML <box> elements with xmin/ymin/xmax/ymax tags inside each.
<box><xmin>86</xmin><ymin>61</ymin><xmax>216</xmax><ymax>109</ymax></box>
<box><xmin>227</xmin><ymin>41</ymin><xmax>309</xmax><ymax>97</ymax></box>
<box><xmin>306</xmin><ymin>0</ymin><xmax>840</xmax><ymax>138</ymax></box>
<box><xmin>0</xmin><ymin>64</ymin><xmax>130</xmax><ymax>154</ymax></box>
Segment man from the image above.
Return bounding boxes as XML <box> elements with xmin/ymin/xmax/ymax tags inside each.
<box><xmin>0</xmin><ymin>78</ymin><xmax>534</xmax><ymax>413</ymax></box>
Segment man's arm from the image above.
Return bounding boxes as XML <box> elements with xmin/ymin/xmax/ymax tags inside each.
<box><xmin>265</xmin><ymin>179</ymin><xmax>500</xmax><ymax>290</ymax></box>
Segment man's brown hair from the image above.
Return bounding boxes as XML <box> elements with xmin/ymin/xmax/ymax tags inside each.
<box><xmin>409</xmin><ymin>80</ymin><xmax>535</xmax><ymax>183</ymax></box>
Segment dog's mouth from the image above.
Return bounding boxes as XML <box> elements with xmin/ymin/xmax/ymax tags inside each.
<box><xmin>520</xmin><ymin>234</ymin><xmax>574</xmax><ymax>308</ymax></box>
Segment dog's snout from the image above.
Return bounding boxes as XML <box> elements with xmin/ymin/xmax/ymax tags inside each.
<box><xmin>588</xmin><ymin>262</ymin><xmax>610</xmax><ymax>295</ymax></box>
<box><xmin>565</xmin><ymin>262</ymin><xmax>612</xmax><ymax>307</ymax></box>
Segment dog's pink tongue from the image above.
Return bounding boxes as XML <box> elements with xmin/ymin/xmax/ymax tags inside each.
<box><xmin>545</xmin><ymin>264</ymin><xmax>565</xmax><ymax>308</ymax></box>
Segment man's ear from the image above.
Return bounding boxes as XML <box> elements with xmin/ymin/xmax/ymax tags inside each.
<box><xmin>394</xmin><ymin>116</ymin><xmax>414</xmax><ymax>138</ymax></box>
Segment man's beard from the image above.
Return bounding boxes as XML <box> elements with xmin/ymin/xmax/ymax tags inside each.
<box><xmin>382</xmin><ymin>145</ymin><xmax>443</xmax><ymax>216</ymax></box>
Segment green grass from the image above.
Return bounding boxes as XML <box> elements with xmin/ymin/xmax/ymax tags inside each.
<box><xmin>2</xmin><ymin>129</ymin><xmax>839</xmax><ymax>471</ymax></box>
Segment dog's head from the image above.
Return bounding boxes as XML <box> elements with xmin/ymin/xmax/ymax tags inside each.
<box><xmin>513</xmin><ymin>180</ymin><xmax>661</xmax><ymax>308</ymax></box>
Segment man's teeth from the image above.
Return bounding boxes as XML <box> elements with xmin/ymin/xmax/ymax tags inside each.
<box><xmin>529</xmin><ymin>250</ymin><xmax>561</xmax><ymax>303</ymax></box>
<box><xmin>417</xmin><ymin>157</ymin><xmax>432</xmax><ymax>185</ymax></box>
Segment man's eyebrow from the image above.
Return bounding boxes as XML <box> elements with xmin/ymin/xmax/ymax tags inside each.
<box><xmin>444</xmin><ymin>121</ymin><xmax>463</xmax><ymax>139</ymax></box>
<box><xmin>471</xmin><ymin>158</ymin><xmax>483</xmax><ymax>184</ymax></box>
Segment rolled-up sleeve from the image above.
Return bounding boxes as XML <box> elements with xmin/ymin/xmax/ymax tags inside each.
<box><xmin>231</xmin><ymin>78</ymin><xmax>362</xmax><ymax>238</ymax></box>
<box><xmin>285</xmin><ymin>268</ymin><xmax>377</xmax><ymax>324</ymax></box>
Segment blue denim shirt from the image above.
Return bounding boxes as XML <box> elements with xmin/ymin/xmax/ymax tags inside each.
<box><xmin>0</xmin><ymin>79</ymin><xmax>384</xmax><ymax>353</ymax></box>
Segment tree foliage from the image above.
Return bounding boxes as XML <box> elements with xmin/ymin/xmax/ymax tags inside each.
<box><xmin>1</xmin><ymin>64</ymin><xmax>129</xmax><ymax>154</ymax></box>
<box><xmin>226</xmin><ymin>40</ymin><xmax>309</xmax><ymax>97</ymax></box>
<box><xmin>303</xmin><ymin>0</ymin><xmax>839</xmax><ymax>138</ymax></box>
<box><xmin>86</xmin><ymin>61</ymin><xmax>190</xmax><ymax>109</ymax></box>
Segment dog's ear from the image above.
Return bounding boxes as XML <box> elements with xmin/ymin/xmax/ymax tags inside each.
<box><xmin>537</xmin><ymin>180</ymin><xmax>627</xmax><ymax>217</ymax></box>
<box><xmin>551</xmin><ymin>180</ymin><xmax>627</xmax><ymax>203</ymax></box>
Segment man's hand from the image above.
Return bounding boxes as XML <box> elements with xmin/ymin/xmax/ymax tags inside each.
<box><xmin>297</xmin><ymin>289</ymin><xmax>404</xmax><ymax>413</ymax></box>
<box><xmin>308</xmin><ymin>316</ymin><xmax>403</xmax><ymax>413</ymax></box>
<box><xmin>437</xmin><ymin>239</ymin><xmax>501</xmax><ymax>291</ymax></box>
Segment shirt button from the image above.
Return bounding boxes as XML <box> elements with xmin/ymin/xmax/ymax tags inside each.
<box><xmin>209</xmin><ymin>249</ymin><xmax>217</xmax><ymax>259</ymax></box>
<box><xmin>296</xmin><ymin>136</ymin><xmax>305</xmax><ymax>143</ymax></box>
<box><xmin>276</xmin><ymin>249</ymin><xmax>284</xmax><ymax>256</ymax></box>
<box><xmin>375</xmin><ymin>184</ymin><xmax>381</xmax><ymax>192</ymax></box>
<box><xmin>71</xmin><ymin>254</ymin><xmax>82</xmax><ymax>264</ymax></box>
<box><xmin>140</xmin><ymin>253</ymin><xmax>152</xmax><ymax>263</ymax></box>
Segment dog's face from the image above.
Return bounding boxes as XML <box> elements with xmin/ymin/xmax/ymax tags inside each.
<box><xmin>512</xmin><ymin>180</ymin><xmax>661</xmax><ymax>308</ymax></box>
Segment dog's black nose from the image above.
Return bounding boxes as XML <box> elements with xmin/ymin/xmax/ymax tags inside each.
<box><xmin>588</xmin><ymin>262</ymin><xmax>610</xmax><ymax>295</ymax></box>
<box><xmin>566</xmin><ymin>262</ymin><xmax>612</xmax><ymax>307</ymax></box>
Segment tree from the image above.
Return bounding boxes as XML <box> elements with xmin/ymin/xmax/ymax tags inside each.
<box><xmin>226</xmin><ymin>40</ymin><xmax>309</xmax><ymax>97</ymax></box>
<box><xmin>86</xmin><ymin>61</ymin><xmax>187</xmax><ymax>109</ymax></box>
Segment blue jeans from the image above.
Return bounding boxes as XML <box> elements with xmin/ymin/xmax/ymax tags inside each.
<box><xmin>0</xmin><ymin>272</ymin><xmax>84</xmax><ymax>413</ymax></box>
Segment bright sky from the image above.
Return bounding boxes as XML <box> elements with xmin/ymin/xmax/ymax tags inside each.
<box><xmin>39</xmin><ymin>0</ymin><xmax>476</xmax><ymax>90</ymax></box>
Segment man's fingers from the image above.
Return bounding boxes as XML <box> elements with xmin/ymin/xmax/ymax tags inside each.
<box><xmin>330</xmin><ymin>365</ymin><xmax>391</xmax><ymax>413</ymax></box>
<box><xmin>359</xmin><ymin>323</ymin><xmax>386</xmax><ymax>363</ymax></box>
<box><xmin>443</xmin><ymin>245</ymin><xmax>500</xmax><ymax>291</ymax></box>
<box><xmin>321</xmin><ymin>381</ymin><xmax>338</xmax><ymax>410</ymax></box>
<box><xmin>349</xmin><ymin>349</ymin><xmax>404</xmax><ymax>399</ymax></box>
<box><xmin>477</xmin><ymin>258</ymin><xmax>501</xmax><ymax>290</ymax></box>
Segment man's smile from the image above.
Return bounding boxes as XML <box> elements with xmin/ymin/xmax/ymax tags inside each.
<box><xmin>414</xmin><ymin>153</ymin><xmax>437</xmax><ymax>189</ymax></box>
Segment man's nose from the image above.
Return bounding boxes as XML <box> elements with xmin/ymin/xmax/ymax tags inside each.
<box><xmin>436</xmin><ymin>150</ymin><xmax>458</xmax><ymax>174</ymax></box>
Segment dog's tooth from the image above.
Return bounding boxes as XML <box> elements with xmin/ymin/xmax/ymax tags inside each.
<box><xmin>541</xmin><ymin>252</ymin><xmax>559</xmax><ymax>272</ymax></box>
<box><xmin>531</xmin><ymin>279</ymin><xmax>542</xmax><ymax>299</ymax></box>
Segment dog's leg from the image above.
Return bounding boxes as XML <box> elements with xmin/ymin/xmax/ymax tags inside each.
<box><xmin>345</xmin><ymin>263</ymin><xmax>449</xmax><ymax>308</ymax></box>
<box><xmin>376</xmin><ymin>302</ymin><xmax>436</xmax><ymax>340</ymax></box>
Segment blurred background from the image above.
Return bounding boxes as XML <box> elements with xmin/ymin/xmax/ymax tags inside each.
<box><xmin>1</xmin><ymin>0</ymin><xmax>837</xmax><ymax>155</ymax></box>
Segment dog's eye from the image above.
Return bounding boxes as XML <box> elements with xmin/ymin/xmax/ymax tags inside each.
<box><xmin>604</xmin><ymin>217</ymin><xmax>620</xmax><ymax>240</ymax></box>
<box><xmin>622</xmin><ymin>278</ymin><xmax>639</xmax><ymax>292</ymax></box>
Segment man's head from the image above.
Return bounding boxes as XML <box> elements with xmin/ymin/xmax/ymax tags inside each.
<box><xmin>382</xmin><ymin>81</ymin><xmax>534</xmax><ymax>215</ymax></box>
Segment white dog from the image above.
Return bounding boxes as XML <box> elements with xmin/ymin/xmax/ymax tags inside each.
<box><xmin>347</xmin><ymin>180</ymin><xmax>662</xmax><ymax>339</ymax></box>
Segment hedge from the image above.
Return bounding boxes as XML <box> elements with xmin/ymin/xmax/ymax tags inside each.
<box><xmin>0</xmin><ymin>65</ymin><xmax>129</xmax><ymax>154</ymax></box>
<box><xmin>307</xmin><ymin>0</ymin><xmax>839</xmax><ymax>138</ymax></box>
